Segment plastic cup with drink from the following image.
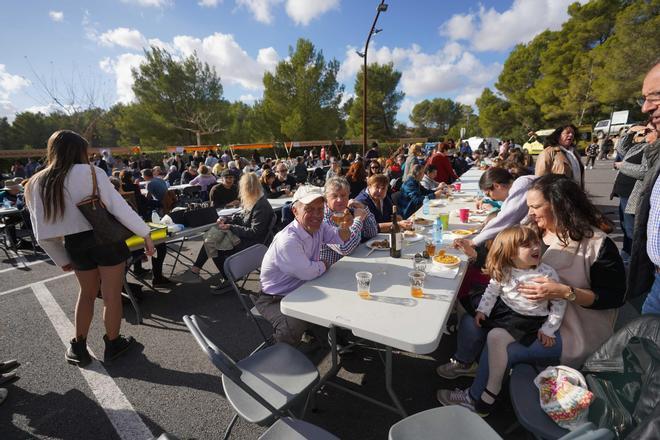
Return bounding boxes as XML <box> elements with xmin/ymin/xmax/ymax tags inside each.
<box><xmin>409</xmin><ymin>270</ymin><xmax>426</xmax><ymax>298</ymax></box>
<box><xmin>356</xmin><ymin>271</ymin><xmax>373</xmax><ymax>300</ymax></box>
<box><xmin>459</xmin><ymin>208</ymin><xmax>470</xmax><ymax>223</ymax></box>
<box><xmin>438</xmin><ymin>211</ymin><xmax>449</xmax><ymax>229</ymax></box>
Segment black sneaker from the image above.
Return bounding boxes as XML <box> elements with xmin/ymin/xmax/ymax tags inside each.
<box><xmin>103</xmin><ymin>335</ymin><xmax>135</xmax><ymax>362</ymax></box>
<box><xmin>66</xmin><ymin>338</ymin><xmax>92</xmax><ymax>367</ymax></box>
<box><xmin>0</xmin><ymin>359</ymin><xmax>19</xmax><ymax>374</ymax></box>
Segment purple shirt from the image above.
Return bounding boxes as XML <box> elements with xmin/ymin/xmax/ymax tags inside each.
<box><xmin>260</xmin><ymin>220</ymin><xmax>343</xmax><ymax>296</ymax></box>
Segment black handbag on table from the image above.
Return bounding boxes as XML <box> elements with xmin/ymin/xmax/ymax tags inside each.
<box><xmin>77</xmin><ymin>164</ymin><xmax>134</xmax><ymax>245</ymax></box>
<box><xmin>168</xmin><ymin>203</ymin><xmax>218</xmax><ymax>228</ymax></box>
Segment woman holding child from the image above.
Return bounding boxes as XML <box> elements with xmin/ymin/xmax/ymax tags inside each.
<box><xmin>436</xmin><ymin>174</ymin><xmax>626</xmax><ymax>415</ymax></box>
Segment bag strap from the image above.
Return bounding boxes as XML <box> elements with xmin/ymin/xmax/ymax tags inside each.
<box><xmin>88</xmin><ymin>163</ymin><xmax>99</xmax><ymax>199</ymax></box>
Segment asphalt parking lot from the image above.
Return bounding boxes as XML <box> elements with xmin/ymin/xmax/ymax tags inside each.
<box><xmin>0</xmin><ymin>160</ymin><xmax>636</xmax><ymax>440</ymax></box>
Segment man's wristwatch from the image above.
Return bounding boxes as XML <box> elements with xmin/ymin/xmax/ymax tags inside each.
<box><xmin>565</xmin><ymin>286</ymin><xmax>576</xmax><ymax>301</ymax></box>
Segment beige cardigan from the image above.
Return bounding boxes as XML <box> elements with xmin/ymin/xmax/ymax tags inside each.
<box><xmin>542</xmin><ymin>229</ymin><xmax>618</xmax><ymax>368</ymax></box>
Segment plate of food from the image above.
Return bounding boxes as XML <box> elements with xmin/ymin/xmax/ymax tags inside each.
<box><xmin>451</xmin><ymin>229</ymin><xmax>477</xmax><ymax>236</ymax></box>
<box><xmin>366</xmin><ymin>238</ymin><xmax>391</xmax><ymax>250</ymax></box>
<box><xmin>403</xmin><ymin>230</ymin><xmax>424</xmax><ymax>242</ymax></box>
<box><xmin>432</xmin><ymin>252</ymin><xmax>461</xmax><ymax>268</ymax></box>
<box><xmin>413</xmin><ymin>217</ymin><xmax>433</xmax><ymax>226</ymax></box>
<box><xmin>429</xmin><ymin>199</ymin><xmax>446</xmax><ymax>207</ymax></box>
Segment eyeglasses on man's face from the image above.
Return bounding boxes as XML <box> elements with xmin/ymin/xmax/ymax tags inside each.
<box><xmin>637</xmin><ymin>93</ymin><xmax>660</xmax><ymax>107</ymax></box>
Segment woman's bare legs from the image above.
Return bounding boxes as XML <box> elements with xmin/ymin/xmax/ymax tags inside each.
<box><xmin>98</xmin><ymin>262</ymin><xmax>126</xmax><ymax>340</ymax></box>
<box><xmin>73</xmin><ymin>268</ymin><xmax>100</xmax><ymax>340</ymax></box>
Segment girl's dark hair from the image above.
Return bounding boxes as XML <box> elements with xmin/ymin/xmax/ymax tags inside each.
<box><xmin>478</xmin><ymin>167</ymin><xmax>514</xmax><ymax>191</ymax></box>
<box><xmin>27</xmin><ymin>130</ymin><xmax>89</xmax><ymax>222</ymax></box>
<box><xmin>119</xmin><ymin>169</ymin><xmax>133</xmax><ymax>186</ymax></box>
<box><xmin>545</xmin><ymin>124</ymin><xmax>579</xmax><ymax>148</ymax></box>
<box><xmin>531</xmin><ymin>174</ymin><xmax>612</xmax><ymax>245</ymax></box>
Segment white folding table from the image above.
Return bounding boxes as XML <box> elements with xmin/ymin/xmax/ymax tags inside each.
<box><xmin>281</xmin><ymin>168</ymin><xmax>484</xmax><ymax>416</ymax></box>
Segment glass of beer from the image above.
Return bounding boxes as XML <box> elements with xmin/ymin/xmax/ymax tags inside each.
<box><xmin>425</xmin><ymin>238</ymin><xmax>436</xmax><ymax>257</ymax></box>
<box><xmin>332</xmin><ymin>210</ymin><xmax>345</xmax><ymax>225</ymax></box>
<box><xmin>356</xmin><ymin>271</ymin><xmax>373</xmax><ymax>299</ymax></box>
<box><xmin>409</xmin><ymin>270</ymin><xmax>426</xmax><ymax>298</ymax></box>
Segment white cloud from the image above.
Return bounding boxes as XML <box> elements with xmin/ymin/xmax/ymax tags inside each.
<box><xmin>236</xmin><ymin>0</ymin><xmax>282</xmax><ymax>24</ymax></box>
<box><xmin>0</xmin><ymin>65</ymin><xmax>30</xmax><ymax>100</ymax></box>
<box><xmin>49</xmin><ymin>11</ymin><xmax>64</xmax><ymax>22</ymax></box>
<box><xmin>0</xmin><ymin>101</ymin><xmax>18</xmax><ymax>119</ymax></box>
<box><xmin>338</xmin><ymin>42</ymin><xmax>501</xmax><ymax>100</ymax></box>
<box><xmin>440</xmin><ymin>0</ymin><xmax>589</xmax><ymax>52</ymax></box>
<box><xmin>199</xmin><ymin>0</ymin><xmax>222</xmax><ymax>6</ymax></box>
<box><xmin>396</xmin><ymin>97</ymin><xmax>417</xmax><ymax>121</ymax></box>
<box><xmin>172</xmin><ymin>32</ymin><xmax>279</xmax><ymax>90</ymax></box>
<box><xmin>120</xmin><ymin>0</ymin><xmax>171</xmax><ymax>7</ymax></box>
<box><xmin>285</xmin><ymin>0</ymin><xmax>339</xmax><ymax>26</ymax></box>
<box><xmin>239</xmin><ymin>94</ymin><xmax>257</xmax><ymax>103</ymax></box>
<box><xmin>454</xmin><ymin>87</ymin><xmax>483</xmax><ymax>107</ymax></box>
<box><xmin>99</xmin><ymin>27</ymin><xmax>147</xmax><ymax>50</ymax></box>
<box><xmin>99</xmin><ymin>53</ymin><xmax>145</xmax><ymax>103</ymax></box>
<box><xmin>439</xmin><ymin>13</ymin><xmax>473</xmax><ymax>40</ymax></box>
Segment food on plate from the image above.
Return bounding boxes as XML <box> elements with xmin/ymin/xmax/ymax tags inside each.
<box><xmin>371</xmin><ymin>239</ymin><xmax>390</xmax><ymax>249</ymax></box>
<box><xmin>414</xmin><ymin>218</ymin><xmax>432</xmax><ymax>225</ymax></box>
<box><xmin>433</xmin><ymin>254</ymin><xmax>461</xmax><ymax>266</ymax></box>
<box><xmin>403</xmin><ymin>230</ymin><xmax>416</xmax><ymax>238</ymax></box>
<box><xmin>452</xmin><ymin>229</ymin><xmax>474</xmax><ymax>236</ymax></box>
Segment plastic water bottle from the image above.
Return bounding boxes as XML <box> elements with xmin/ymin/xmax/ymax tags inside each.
<box><xmin>3</xmin><ymin>198</ymin><xmax>11</xmax><ymax>209</ymax></box>
<box><xmin>433</xmin><ymin>216</ymin><xmax>443</xmax><ymax>247</ymax></box>
<box><xmin>422</xmin><ymin>196</ymin><xmax>430</xmax><ymax>215</ymax></box>
<box><xmin>151</xmin><ymin>210</ymin><xmax>161</xmax><ymax>224</ymax></box>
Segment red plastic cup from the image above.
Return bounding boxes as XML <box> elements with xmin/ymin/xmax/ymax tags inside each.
<box><xmin>459</xmin><ymin>208</ymin><xmax>470</xmax><ymax>223</ymax></box>
<box><xmin>453</xmin><ymin>182</ymin><xmax>462</xmax><ymax>192</ymax></box>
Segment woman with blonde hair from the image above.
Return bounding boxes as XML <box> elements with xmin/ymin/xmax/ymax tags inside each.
<box><xmin>25</xmin><ymin>130</ymin><xmax>154</xmax><ymax>366</ymax></box>
<box><xmin>173</xmin><ymin>173</ymin><xmax>274</xmax><ymax>285</ymax></box>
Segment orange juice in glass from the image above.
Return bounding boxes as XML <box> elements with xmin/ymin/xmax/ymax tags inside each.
<box><xmin>356</xmin><ymin>271</ymin><xmax>373</xmax><ymax>299</ymax></box>
<box><xmin>425</xmin><ymin>238</ymin><xmax>436</xmax><ymax>257</ymax></box>
<box><xmin>409</xmin><ymin>270</ymin><xmax>426</xmax><ymax>298</ymax></box>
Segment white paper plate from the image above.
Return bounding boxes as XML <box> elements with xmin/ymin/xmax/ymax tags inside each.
<box><xmin>366</xmin><ymin>238</ymin><xmax>391</xmax><ymax>250</ymax></box>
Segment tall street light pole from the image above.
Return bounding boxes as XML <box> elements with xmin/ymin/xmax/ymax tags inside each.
<box><xmin>361</xmin><ymin>1</ymin><xmax>388</xmax><ymax>157</ymax></box>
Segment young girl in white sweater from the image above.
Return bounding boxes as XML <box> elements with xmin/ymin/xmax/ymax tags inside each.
<box><xmin>473</xmin><ymin>225</ymin><xmax>566</xmax><ymax>413</ymax></box>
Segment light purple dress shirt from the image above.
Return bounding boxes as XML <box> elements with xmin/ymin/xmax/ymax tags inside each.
<box><xmin>260</xmin><ymin>219</ymin><xmax>343</xmax><ymax>296</ymax></box>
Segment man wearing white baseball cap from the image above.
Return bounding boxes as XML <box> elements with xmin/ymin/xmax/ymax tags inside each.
<box><xmin>257</xmin><ymin>184</ymin><xmax>351</xmax><ymax>346</ymax></box>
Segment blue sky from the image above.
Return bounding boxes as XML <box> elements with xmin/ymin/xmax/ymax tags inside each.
<box><xmin>0</xmin><ymin>0</ymin><xmax>585</xmax><ymax>123</ymax></box>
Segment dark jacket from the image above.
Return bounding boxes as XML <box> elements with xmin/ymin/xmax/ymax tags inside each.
<box><xmin>354</xmin><ymin>188</ymin><xmax>393</xmax><ymax>226</ymax></box>
<box><xmin>229</xmin><ymin>196</ymin><xmax>274</xmax><ymax>244</ymax></box>
<box><xmin>261</xmin><ymin>183</ymin><xmax>285</xmax><ymax>199</ymax></box>
<box><xmin>627</xmin><ymin>139</ymin><xmax>660</xmax><ymax>299</ymax></box>
<box><xmin>398</xmin><ymin>177</ymin><xmax>435</xmax><ymax>219</ymax></box>
<box><xmin>583</xmin><ymin>315</ymin><xmax>660</xmax><ymax>439</ymax></box>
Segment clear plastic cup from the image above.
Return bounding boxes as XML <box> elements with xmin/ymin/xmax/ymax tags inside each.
<box><xmin>356</xmin><ymin>271</ymin><xmax>373</xmax><ymax>299</ymax></box>
<box><xmin>409</xmin><ymin>270</ymin><xmax>426</xmax><ymax>298</ymax></box>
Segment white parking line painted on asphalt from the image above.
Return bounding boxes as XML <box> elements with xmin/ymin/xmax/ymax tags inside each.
<box><xmin>0</xmin><ymin>256</ymin><xmax>51</xmax><ymax>274</ymax></box>
<box><xmin>31</xmin><ymin>283</ymin><xmax>153</xmax><ymax>440</ymax></box>
<box><xmin>0</xmin><ymin>272</ymin><xmax>74</xmax><ymax>297</ymax></box>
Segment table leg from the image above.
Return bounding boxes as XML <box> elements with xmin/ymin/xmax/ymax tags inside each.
<box><xmin>122</xmin><ymin>277</ymin><xmax>143</xmax><ymax>324</ymax></box>
<box><xmin>385</xmin><ymin>346</ymin><xmax>407</xmax><ymax>417</ymax></box>
<box><xmin>167</xmin><ymin>238</ymin><xmax>187</xmax><ymax>277</ymax></box>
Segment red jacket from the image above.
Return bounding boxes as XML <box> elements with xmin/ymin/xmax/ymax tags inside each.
<box><xmin>427</xmin><ymin>153</ymin><xmax>457</xmax><ymax>184</ymax></box>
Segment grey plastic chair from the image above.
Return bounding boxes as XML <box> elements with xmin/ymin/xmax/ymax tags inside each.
<box><xmin>388</xmin><ymin>405</ymin><xmax>502</xmax><ymax>440</ymax></box>
<box><xmin>223</xmin><ymin>244</ymin><xmax>271</xmax><ymax>345</ymax></box>
<box><xmin>183</xmin><ymin>315</ymin><xmax>320</xmax><ymax>440</ymax></box>
<box><xmin>258</xmin><ymin>417</ymin><xmax>339</xmax><ymax>440</ymax></box>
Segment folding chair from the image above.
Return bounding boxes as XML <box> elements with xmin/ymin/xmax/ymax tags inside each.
<box><xmin>388</xmin><ymin>406</ymin><xmax>502</xmax><ymax>440</ymax></box>
<box><xmin>223</xmin><ymin>244</ymin><xmax>271</xmax><ymax>346</ymax></box>
<box><xmin>263</xmin><ymin>214</ymin><xmax>278</xmax><ymax>246</ymax></box>
<box><xmin>183</xmin><ymin>315</ymin><xmax>325</xmax><ymax>440</ymax></box>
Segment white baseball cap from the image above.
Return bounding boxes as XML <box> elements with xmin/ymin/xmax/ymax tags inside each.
<box><xmin>292</xmin><ymin>185</ymin><xmax>324</xmax><ymax>204</ymax></box>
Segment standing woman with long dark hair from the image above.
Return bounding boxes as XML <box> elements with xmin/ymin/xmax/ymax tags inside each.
<box><xmin>26</xmin><ymin>130</ymin><xmax>154</xmax><ymax>366</ymax></box>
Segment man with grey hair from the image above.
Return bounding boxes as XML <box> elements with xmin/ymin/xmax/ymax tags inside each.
<box><xmin>320</xmin><ymin>176</ymin><xmax>378</xmax><ymax>266</ymax></box>
<box><xmin>258</xmin><ymin>185</ymin><xmax>351</xmax><ymax>346</ymax></box>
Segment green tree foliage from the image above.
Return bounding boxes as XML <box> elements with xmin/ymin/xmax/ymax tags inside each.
<box><xmin>261</xmin><ymin>39</ymin><xmax>343</xmax><ymax>141</ymax></box>
<box><xmin>120</xmin><ymin>47</ymin><xmax>228</xmax><ymax>146</ymax></box>
<box><xmin>409</xmin><ymin>98</ymin><xmax>464</xmax><ymax>137</ymax></box>
<box><xmin>346</xmin><ymin>62</ymin><xmax>404</xmax><ymax>140</ymax></box>
<box><xmin>476</xmin><ymin>88</ymin><xmax>513</xmax><ymax>137</ymax></box>
<box><xmin>591</xmin><ymin>0</ymin><xmax>660</xmax><ymax>107</ymax></box>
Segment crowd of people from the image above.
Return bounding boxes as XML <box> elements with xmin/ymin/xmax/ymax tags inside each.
<box><xmin>1</xmin><ymin>62</ymin><xmax>658</xmax><ymax>434</ymax></box>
